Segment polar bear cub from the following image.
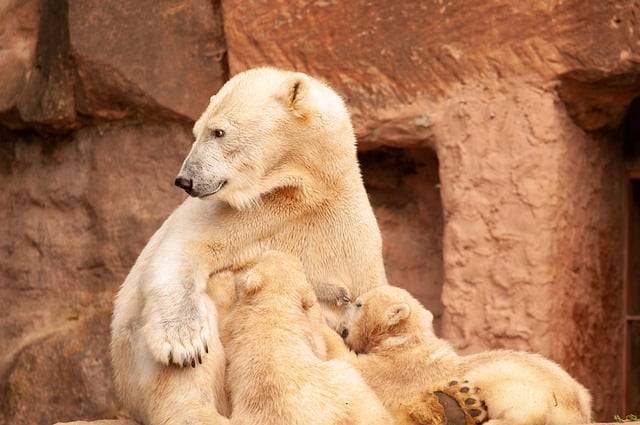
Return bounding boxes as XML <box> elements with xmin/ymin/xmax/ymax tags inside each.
<box><xmin>223</xmin><ymin>251</ymin><xmax>393</xmax><ymax>425</ymax></box>
<box><xmin>329</xmin><ymin>286</ymin><xmax>592</xmax><ymax>425</ymax></box>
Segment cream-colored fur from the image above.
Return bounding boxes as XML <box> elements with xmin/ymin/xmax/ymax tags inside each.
<box><xmin>327</xmin><ymin>286</ymin><xmax>592</xmax><ymax>425</ymax></box>
<box><xmin>111</xmin><ymin>67</ymin><xmax>387</xmax><ymax>424</ymax></box>
<box><xmin>223</xmin><ymin>250</ymin><xmax>392</xmax><ymax>425</ymax></box>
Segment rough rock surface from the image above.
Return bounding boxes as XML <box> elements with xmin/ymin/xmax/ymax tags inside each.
<box><xmin>68</xmin><ymin>0</ymin><xmax>227</xmax><ymax>121</ymax></box>
<box><xmin>0</xmin><ymin>123</ymin><xmax>193</xmax><ymax>425</ymax></box>
<box><xmin>1</xmin><ymin>0</ymin><xmax>639</xmax><ymax>424</ymax></box>
<box><xmin>223</xmin><ymin>0</ymin><xmax>640</xmax><ymax>145</ymax></box>
<box><xmin>0</xmin><ymin>0</ymin><xmax>226</xmax><ymax>131</ymax></box>
<box><xmin>54</xmin><ymin>421</ymin><xmax>137</xmax><ymax>425</ymax></box>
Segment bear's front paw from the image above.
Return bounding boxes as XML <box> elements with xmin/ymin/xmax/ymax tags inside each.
<box><xmin>143</xmin><ymin>299</ymin><xmax>212</xmax><ymax>368</ymax></box>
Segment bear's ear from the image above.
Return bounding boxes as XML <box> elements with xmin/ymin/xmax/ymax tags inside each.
<box><xmin>276</xmin><ymin>73</ymin><xmax>312</xmax><ymax>119</ymax></box>
<box><xmin>385</xmin><ymin>303</ymin><xmax>411</xmax><ymax>326</ymax></box>
<box><xmin>237</xmin><ymin>269</ymin><xmax>264</xmax><ymax>297</ymax></box>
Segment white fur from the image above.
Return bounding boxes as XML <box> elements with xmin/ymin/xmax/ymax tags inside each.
<box><xmin>329</xmin><ymin>286</ymin><xmax>592</xmax><ymax>425</ymax></box>
<box><xmin>111</xmin><ymin>68</ymin><xmax>387</xmax><ymax>425</ymax></box>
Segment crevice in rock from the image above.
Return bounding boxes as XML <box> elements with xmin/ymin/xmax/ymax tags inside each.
<box><xmin>0</xmin><ymin>0</ymin><xmax>76</xmax><ymax>132</ymax></box>
<box><xmin>623</xmin><ymin>97</ymin><xmax>640</xmax><ymax>168</ymax></box>
<box><xmin>359</xmin><ymin>146</ymin><xmax>445</xmax><ymax>331</ymax></box>
<box><xmin>556</xmin><ymin>66</ymin><xmax>640</xmax><ymax>132</ymax></box>
<box><xmin>215</xmin><ymin>0</ymin><xmax>231</xmax><ymax>82</ymax></box>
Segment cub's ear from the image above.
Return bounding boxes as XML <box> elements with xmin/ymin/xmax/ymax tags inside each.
<box><xmin>276</xmin><ymin>73</ymin><xmax>312</xmax><ymax>119</ymax></box>
<box><xmin>301</xmin><ymin>288</ymin><xmax>316</xmax><ymax>311</ymax></box>
<box><xmin>386</xmin><ymin>303</ymin><xmax>411</xmax><ymax>326</ymax></box>
<box><xmin>237</xmin><ymin>268</ymin><xmax>263</xmax><ymax>297</ymax></box>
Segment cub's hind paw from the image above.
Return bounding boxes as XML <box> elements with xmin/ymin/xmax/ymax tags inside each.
<box><xmin>441</xmin><ymin>379</ymin><xmax>488</xmax><ymax>425</ymax></box>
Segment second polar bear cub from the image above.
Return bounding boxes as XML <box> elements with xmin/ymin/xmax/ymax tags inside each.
<box><xmin>332</xmin><ymin>286</ymin><xmax>592</xmax><ymax>425</ymax></box>
<box><xmin>223</xmin><ymin>250</ymin><xmax>392</xmax><ymax>425</ymax></box>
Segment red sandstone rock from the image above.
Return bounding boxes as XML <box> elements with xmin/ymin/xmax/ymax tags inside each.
<box><xmin>54</xmin><ymin>421</ymin><xmax>137</xmax><ymax>425</ymax></box>
<box><xmin>0</xmin><ymin>123</ymin><xmax>194</xmax><ymax>425</ymax></box>
<box><xmin>0</xmin><ymin>0</ymin><xmax>39</xmax><ymax>116</ymax></box>
<box><xmin>223</xmin><ymin>0</ymin><xmax>640</xmax><ymax>142</ymax></box>
<box><xmin>0</xmin><ymin>0</ymin><xmax>226</xmax><ymax>130</ymax></box>
<box><xmin>0</xmin><ymin>0</ymin><xmax>76</xmax><ymax>130</ymax></box>
<box><xmin>557</xmin><ymin>68</ymin><xmax>640</xmax><ymax>131</ymax></box>
<box><xmin>0</xmin><ymin>0</ymin><xmax>639</xmax><ymax>423</ymax></box>
<box><xmin>68</xmin><ymin>0</ymin><xmax>227</xmax><ymax>121</ymax></box>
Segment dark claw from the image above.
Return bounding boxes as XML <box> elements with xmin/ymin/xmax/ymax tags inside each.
<box><xmin>198</xmin><ymin>353</ymin><xmax>202</xmax><ymax>364</ymax></box>
<box><xmin>336</xmin><ymin>288</ymin><xmax>351</xmax><ymax>305</ymax></box>
<box><xmin>191</xmin><ymin>359</ymin><xmax>196</xmax><ymax>368</ymax></box>
<box><xmin>205</xmin><ymin>343</ymin><xmax>209</xmax><ymax>353</ymax></box>
<box><xmin>182</xmin><ymin>359</ymin><xmax>188</xmax><ymax>368</ymax></box>
<box><xmin>168</xmin><ymin>351</ymin><xmax>173</xmax><ymax>365</ymax></box>
<box><xmin>448</xmin><ymin>380</ymin><xmax>458</xmax><ymax>386</ymax></box>
<box><xmin>469</xmin><ymin>409</ymin><xmax>482</xmax><ymax>417</ymax></box>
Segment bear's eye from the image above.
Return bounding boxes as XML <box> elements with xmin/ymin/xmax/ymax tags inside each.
<box><xmin>212</xmin><ymin>129</ymin><xmax>225</xmax><ymax>138</ymax></box>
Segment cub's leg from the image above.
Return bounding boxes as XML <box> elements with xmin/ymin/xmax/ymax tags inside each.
<box><xmin>113</xmin><ymin>295</ymin><xmax>229</xmax><ymax>425</ymax></box>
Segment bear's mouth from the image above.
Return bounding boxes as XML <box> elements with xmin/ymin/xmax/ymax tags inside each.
<box><xmin>199</xmin><ymin>180</ymin><xmax>227</xmax><ymax>199</ymax></box>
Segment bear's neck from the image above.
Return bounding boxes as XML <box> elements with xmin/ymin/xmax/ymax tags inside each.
<box><xmin>268</xmin><ymin>129</ymin><xmax>362</xmax><ymax>205</ymax></box>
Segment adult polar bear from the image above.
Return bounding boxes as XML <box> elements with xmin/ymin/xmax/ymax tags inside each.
<box><xmin>111</xmin><ymin>68</ymin><xmax>389</xmax><ymax>425</ymax></box>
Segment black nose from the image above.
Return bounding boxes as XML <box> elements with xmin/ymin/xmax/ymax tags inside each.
<box><xmin>340</xmin><ymin>328</ymin><xmax>349</xmax><ymax>339</ymax></box>
<box><xmin>174</xmin><ymin>176</ymin><xmax>193</xmax><ymax>192</ymax></box>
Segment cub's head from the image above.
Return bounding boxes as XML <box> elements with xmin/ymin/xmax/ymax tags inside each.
<box><xmin>235</xmin><ymin>250</ymin><xmax>317</xmax><ymax>313</ymax></box>
<box><xmin>340</xmin><ymin>286</ymin><xmax>434</xmax><ymax>353</ymax></box>
<box><xmin>175</xmin><ymin>67</ymin><xmax>353</xmax><ymax>209</ymax></box>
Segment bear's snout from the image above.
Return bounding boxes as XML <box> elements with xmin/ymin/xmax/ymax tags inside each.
<box><xmin>174</xmin><ymin>176</ymin><xmax>194</xmax><ymax>194</ymax></box>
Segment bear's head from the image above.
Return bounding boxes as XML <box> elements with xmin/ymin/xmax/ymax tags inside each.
<box><xmin>235</xmin><ymin>250</ymin><xmax>317</xmax><ymax>313</ymax></box>
<box><xmin>339</xmin><ymin>285</ymin><xmax>435</xmax><ymax>354</ymax></box>
<box><xmin>175</xmin><ymin>67</ymin><xmax>354</xmax><ymax>209</ymax></box>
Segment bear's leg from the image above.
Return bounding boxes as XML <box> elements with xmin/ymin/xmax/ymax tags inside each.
<box><xmin>443</xmin><ymin>379</ymin><xmax>489</xmax><ymax>425</ymax></box>
<box><xmin>113</xmin><ymin>296</ymin><xmax>229</xmax><ymax>425</ymax></box>
<box><xmin>483</xmin><ymin>380</ymin><xmax>548</xmax><ymax>425</ymax></box>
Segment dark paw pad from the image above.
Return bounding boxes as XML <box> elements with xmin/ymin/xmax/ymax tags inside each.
<box><xmin>442</xmin><ymin>378</ymin><xmax>489</xmax><ymax>424</ymax></box>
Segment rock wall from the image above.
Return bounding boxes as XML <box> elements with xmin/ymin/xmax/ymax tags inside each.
<box><xmin>1</xmin><ymin>1</ymin><xmax>638</xmax><ymax>424</ymax></box>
